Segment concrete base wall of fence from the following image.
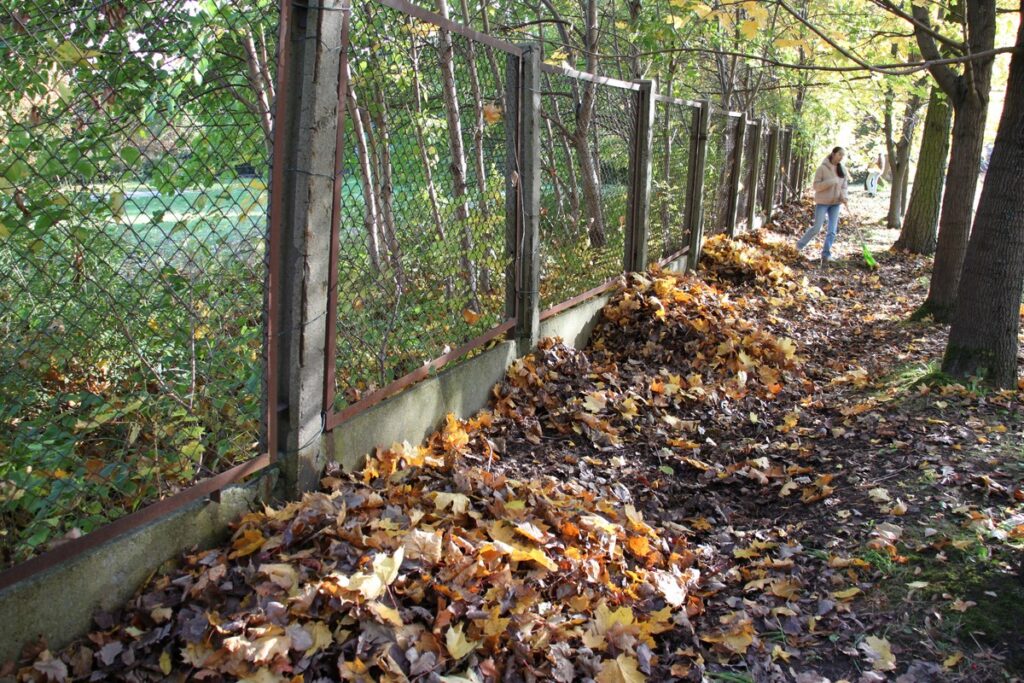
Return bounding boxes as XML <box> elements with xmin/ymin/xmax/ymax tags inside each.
<box><xmin>329</xmin><ymin>287</ymin><xmax>621</xmax><ymax>472</ymax></box>
<box><xmin>329</xmin><ymin>252</ymin><xmax>691</xmax><ymax>472</ymax></box>
<box><xmin>0</xmin><ymin>475</ymin><xmax>275</xmax><ymax>665</ymax></box>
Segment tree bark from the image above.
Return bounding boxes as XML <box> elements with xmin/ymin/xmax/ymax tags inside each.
<box><xmin>573</xmin><ymin>0</ymin><xmax>606</xmax><ymax>249</ymax></box>
<box><xmin>918</xmin><ymin>95</ymin><xmax>990</xmax><ymax>320</ymax></box>
<box><xmin>942</xmin><ymin>7</ymin><xmax>1024</xmax><ymax>387</ymax></box>
<box><xmin>884</xmin><ymin>87</ymin><xmax>923</xmax><ymax>231</ymax></box>
<box><xmin>408</xmin><ymin>32</ymin><xmax>446</xmax><ymax>241</ymax></box>
<box><xmin>346</xmin><ymin>83</ymin><xmax>382</xmax><ymax>273</ymax></box>
<box><xmin>896</xmin><ymin>87</ymin><xmax>951</xmax><ymax>254</ymax></box>
<box><xmin>912</xmin><ymin>0</ymin><xmax>996</xmax><ymax>322</ymax></box>
<box><xmin>436</xmin><ymin>0</ymin><xmax>479</xmax><ymax>307</ymax></box>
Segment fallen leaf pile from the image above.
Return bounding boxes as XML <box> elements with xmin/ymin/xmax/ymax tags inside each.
<box><xmin>11</xmin><ymin>435</ymin><xmax>711</xmax><ymax>682</ymax></box>
<box><xmin>698</xmin><ymin>233</ymin><xmax>800</xmax><ymax>292</ymax></box>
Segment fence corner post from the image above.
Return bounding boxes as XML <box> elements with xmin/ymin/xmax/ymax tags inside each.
<box><xmin>745</xmin><ymin>118</ymin><xmax>763</xmax><ymax>230</ymax></box>
<box><xmin>625</xmin><ymin>79</ymin><xmax>656</xmax><ymax>272</ymax></box>
<box><xmin>271</xmin><ymin>0</ymin><xmax>347</xmax><ymax>497</ymax></box>
<box><xmin>508</xmin><ymin>44</ymin><xmax>541</xmax><ymax>357</ymax></box>
<box><xmin>725</xmin><ymin>115</ymin><xmax>746</xmax><ymax>238</ymax></box>
<box><xmin>685</xmin><ymin>99</ymin><xmax>711</xmax><ymax>272</ymax></box>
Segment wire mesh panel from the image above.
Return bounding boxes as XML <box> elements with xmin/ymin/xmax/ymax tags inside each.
<box><xmin>538</xmin><ymin>68</ymin><xmax>635</xmax><ymax>309</ymax></box>
<box><xmin>702</xmin><ymin>112</ymin><xmax>738</xmax><ymax>235</ymax></box>
<box><xmin>329</xmin><ymin>2</ymin><xmax>512</xmax><ymax>410</ymax></box>
<box><xmin>0</xmin><ymin>1</ymin><xmax>275</xmax><ymax>566</ymax></box>
<box><xmin>755</xmin><ymin>124</ymin><xmax>772</xmax><ymax>213</ymax></box>
<box><xmin>649</xmin><ymin>97</ymin><xmax>693</xmax><ymax>263</ymax></box>
<box><xmin>736</xmin><ymin>120</ymin><xmax>758</xmax><ymax>231</ymax></box>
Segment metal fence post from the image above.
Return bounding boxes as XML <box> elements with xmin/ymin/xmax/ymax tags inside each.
<box><xmin>272</xmin><ymin>0</ymin><xmax>347</xmax><ymax>496</ymax></box>
<box><xmin>762</xmin><ymin>125</ymin><xmax>779</xmax><ymax>216</ymax></box>
<box><xmin>725</xmin><ymin>115</ymin><xmax>746</xmax><ymax>238</ymax></box>
<box><xmin>625</xmin><ymin>79</ymin><xmax>656</xmax><ymax>272</ymax></box>
<box><xmin>685</xmin><ymin>100</ymin><xmax>711</xmax><ymax>271</ymax></box>
<box><xmin>745</xmin><ymin>119</ymin><xmax>763</xmax><ymax>230</ymax></box>
<box><xmin>507</xmin><ymin>44</ymin><xmax>541</xmax><ymax>356</ymax></box>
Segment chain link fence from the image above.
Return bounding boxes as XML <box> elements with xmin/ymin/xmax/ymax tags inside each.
<box><xmin>537</xmin><ymin>68</ymin><xmax>636</xmax><ymax>309</ymax></box>
<box><xmin>737</xmin><ymin>120</ymin><xmax>758</xmax><ymax>229</ymax></box>
<box><xmin>702</xmin><ymin>111</ymin><xmax>739</xmax><ymax>234</ymax></box>
<box><xmin>0</xmin><ymin>0</ymin><xmax>808</xmax><ymax>575</ymax></box>
<box><xmin>649</xmin><ymin>96</ymin><xmax>694</xmax><ymax>263</ymax></box>
<box><xmin>326</xmin><ymin>0</ymin><xmax>512</xmax><ymax>411</ymax></box>
<box><xmin>0</xmin><ymin>1</ymin><xmax>276</xmax><ymax>567</ymax></box>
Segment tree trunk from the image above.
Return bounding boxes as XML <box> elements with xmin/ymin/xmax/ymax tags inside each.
<box><xmin>912</xmin><ymin>0</ymin><xmax>996</xmax><ymax>322</ymax></box>
<box><xmin>408</xmin><ymin>33</ymin><xmax>446</xmax><ymax>241</ymax></box>
<box><xmin>346</xmin><ymin>85</ymin><xmax>382</xmax><ymax>273</ymax></box>
<box><xmin>574</xmin><ymin>0</ymin><xmax>605</xmax><ymax>249</ymax></box>
<box><xmin>896</xmin><ymin>88</ymin><xmax>951</xmax><ymax>254</ymax></box>
<box><xmin>436</xmin><ymin>0</ymin><xmax>479</xmax><ymax>308</ymax></box>
<box><xmin>884</xmin><ymin>88</ymin><xmax>923</xmax><ymax>231</ymax></box>
<box><xmin>942</xmin><ymin>9</ymin><xmax>1024</xmax><ymax>387</ymax></box>
<box><xmin>367</xmin><ymin>91</ymin><xmax>404</xmax><ymax>284</ymax></box>
<box><xmin>918</xmin><ymin>97</ymin><xmax>990</xmax><ymax>320</ymax></box>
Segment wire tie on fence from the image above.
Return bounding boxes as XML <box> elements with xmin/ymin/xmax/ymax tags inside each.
<box><xmin>286</xmin><ymin>167</ymin><xmax>337</xmax><ymax>181</ymax></box>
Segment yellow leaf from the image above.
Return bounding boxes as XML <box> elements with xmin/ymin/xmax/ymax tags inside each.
<box><xmin>482</xmin><ymin>103</ymin><xmax>502</xmax><ymax>125</ymax></box>
<box><xmin>462</xmin><ymin>308</ymin><xmax>481</xmax><ymax>325</ymax></box>
<box><xmin>583</xmin><ymin>391</ymin><xmax>607</xmax><ymax>412</ymax></box>
<box><xmin>373</xmin><ymin>546</ymin><xmax>404</xmax><ymax>586</ymax></box>
<box><xmin>258</xmin><ymin>563</ymin><xmax>299</xmax><ymax>590</ymax></box>
<box><xmin>619</xmin><ymin>397</ymin><xmax>639</xmax><ymax>420</ymax></box>
<box><xmin>404</xmin><ymin>528</ymin><xmax>443</xmax><ymax>564</ymax></box>
<box><xmin>943</xmin><ymin>652</ymin><xmax>963</xmax><ymax>668</ymax></box>
<box><xmin>445</xmin><ymin>623</ymin><xmax>480</xmax><ymax>659</ymax></box>
<box><xmin>253</xmin><ymin>631</ymin><xmax>292</xmax><ymax>664</ymax></box>
<box><xmin>739</xmin><ymin>19</ymin><xmax>758</xmax><ymax>39</ymax></box>
<box><xmin>860</xmin><ymin>635</ymin><xmax>896</xmax><ymax>671</ymax></box>
<box><xmin>368</xmin><ymin>601</ymin><xmax>404</xmax><ymax>627</ymax></box>
<box><xmin>305</xmin><ymin>621</ymin><xmax>333</xmax><ymax>654</ymax></box>
<box><xmin>159</xmin><ymin>651</ymin><xmax>172</xmax><ymax>675</ymax></box>
<box><xmin>509</xmin><ymin>545</ymin><xmax>558</xmax><ymax>571</ymax></box>
<box><xmin>832</xmin><ymin>587</ymin><xmax>861</xmax><ymax>600</ymax></box>
<box><xmin>771</xmin><ymin>644</ymin><xmax>792</xmax><ymax>662</ymax></box>
<box><xmin>627</xmin><ymin>535</ymin><xmax>650</xmax><ymax>558</ymax></box>
<box><xmin>770</xmin><ymin>579</ymin><xmax>801</xmax><ymax>600</ymax></box>
<box><xmin>665</xmin><ymin>14</ymin><xmax>687</xmax><ymax>29</ymax></box>
<box><xmin>596</xmin><ymin>654</ymin><xmax>646</xmax><ymax>683</ymax></box>
<box><xmin>441</xmin><ymin>414</ymin><xmax>469</xmax><ymax>451</ymax></box>
<box><xmin>230</xmin><ymin>528</ymin><xmax>266</xmax><ymax>559</ymax></box>
<box><xmin>434</xmin><ymin>492</ymin><xmax>471</xmax><ymax>515</ymax></box>
<box><xmin>733</xmin><ymin>547</ymin><xmax>760</xmax><ymax>559</ymax></box>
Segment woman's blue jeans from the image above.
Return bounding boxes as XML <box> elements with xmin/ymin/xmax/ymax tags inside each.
<box><xmin>797</xmin><ymin>204</ymin><xmax>841</xmax><ymax>260</ymax></box>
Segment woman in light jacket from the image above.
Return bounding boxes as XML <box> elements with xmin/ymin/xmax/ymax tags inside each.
<box><xmin>797</xmin><ymin>147</ymin><xmax>849</xmax><ymax>265</ymax></box>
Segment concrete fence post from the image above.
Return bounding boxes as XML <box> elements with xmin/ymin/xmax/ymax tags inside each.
<box><xmin>685</xmin><ymin>100</ymin><xmax>711</xmax><ymax>271</ymax></box>
<box><xmin>745</xmin><ymin>119</ymin><xmax>763</xmax><ymax>230</ymax></box>
<box><xmin>779</xmin><ymin>128</ymin><xmax>794</xmax><ymax>205</ymax></box>
<box><xmin>762</xmin><ymin>125</ymin><xmax>779</xmax><ymax>216</ymax></box>
<box><xmin>507</xmin><ymin>45</ymin><xmax>541</xmax><ymax>356</ymax></box>
<box><xmin>272</xmin><ymin>0</ymin><xmax>347</xmax><ymax>496</ymax></box>
<box><xmin>725</xmin><ymin>115</ymin><xmax>746</xmax><ymax>238</ymax></box>
<box><xmin>625</xmin><ymin>79</ymin><xmax>656</xmax><ymax>272</ymax></box>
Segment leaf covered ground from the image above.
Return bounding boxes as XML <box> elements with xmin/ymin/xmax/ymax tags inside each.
<box><xmin>6</xmin><ymin>199</ymin><xmax>1024</xmax><ymax>683</ymax></box>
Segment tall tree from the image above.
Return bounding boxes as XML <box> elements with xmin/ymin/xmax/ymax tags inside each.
<box><xmin>885</xmin><ymin>0</ymin><xmax>998</xmax><ymax>321</ymax></box>
<box><xmin>942</xmin><ymin>3</ymin><xmax>1024</xmax><ymax>386</ymax></box>
<box><xmin>894</xmin><ymin>86</ymin><xmax>951</xmax><ymax>253</ymax></box>
<box><xmin>882</xmin><ymin>83</ymin><xmax>924</xmax><ymax>230</ymax></box>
